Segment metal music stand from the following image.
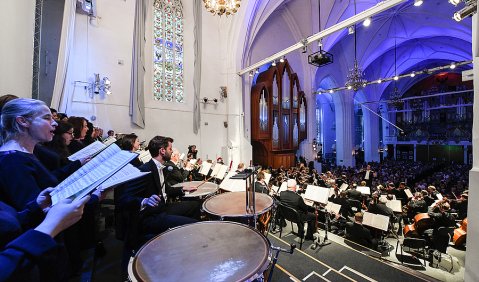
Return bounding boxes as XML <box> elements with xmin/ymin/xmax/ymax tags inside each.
<box><xmin>311</xmin><ymin>204</ymin><xmax>331</xmax><ymax>250</ymax></box>
<box><xmin>231</xmin><ymin>168</ymin><xmax>258</xmax><ymax>228</ymax></box>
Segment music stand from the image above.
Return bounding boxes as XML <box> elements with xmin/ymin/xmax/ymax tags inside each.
<box><xmin>231</xmin><ymin>168</ymin><xmax>258</xmax><ymax>228</ymax></box>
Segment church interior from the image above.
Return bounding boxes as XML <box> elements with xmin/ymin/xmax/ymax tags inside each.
<box><xmin>1</xmin><ymin>0</ymin><xmax>478</xmax><ymax>281</ymax></box>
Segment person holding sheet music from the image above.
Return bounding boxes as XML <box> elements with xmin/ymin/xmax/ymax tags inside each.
<box><xmin>118</xmin><ymin>133</ymin><xmax>143</xmax><ymax>167</ymax></box>
<box><xmin>279</xmin><ymin>179</ymin><xmax>316</xmax><ymax>240</ymax></box>
<box><xmin>119</xmin><ymin>136</ymin><xmax>199</xmax><ymax>238</ymax></box>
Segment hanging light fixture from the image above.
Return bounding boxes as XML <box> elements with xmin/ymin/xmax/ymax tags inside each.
<box><xmin>388</xmin><ymin>38</ymin><xmax>404</xmax><ymax>108</ymax></box>
<box><xmin>345</xmin><ymin>2</ymin><xmax>366</xmax><ymax>92</ymax></box>
<box><xmin>203</xmin><ymin>0</ymin><xmax>241</xmax><ymax>16</ymax></box>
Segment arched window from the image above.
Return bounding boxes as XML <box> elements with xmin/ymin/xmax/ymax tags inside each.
<box><xmin>153</xmin><ymin>0</ymin><xmax>184</xmax><ymax>103</ymax></box>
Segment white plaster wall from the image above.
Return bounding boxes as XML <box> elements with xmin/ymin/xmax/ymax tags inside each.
<box><xmin>0</xmin><ymin>0</ymin><xmax>36</xmax><ymax>98</ymax></box>
<box><xmin>61</xmin><ymin>0</ymin><xmax>246</xmax><ymax>162</ymax></box>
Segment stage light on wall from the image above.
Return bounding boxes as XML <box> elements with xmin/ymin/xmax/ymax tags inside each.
<box><xmin>90</xmin><ymin>73</ymin><xmax>111</xmax><ymax>96</ymax></box>
<box><xmin>363</xmin><ymin>17</ymin><xmax>372</xmax><ymax>27</ymax></box>
<box><xmin>279</xmin><ymin>56</ymin><xmax>285</xmax><ymax>63</ymax></box>
<box><xmin>255</xmin><ymin>68</ymin><xmax>260</xmax><ymax>74</ymax></box>
<box><xmin>414</xmin><ymin>0</ymin><xmax>423</xmax><ymax>7</ymax></box>
<box><xmin>348</xmin><ymin>26</ymin><xmax>355</xmax><ymax>35</ymax></box>
<box><xmin>248</xmin><ymin>71</ymin><xmax>254</xmax><ymax>77</ymax></box>
<box><xmin>271</xmin><ymin>60</ymin><xmax>276</xmax><ymax>66</ymax></box>
<box><xmin>453</xmin><ymin>2</ymin><xmax>477</xmax><ymax>21</ymax></box>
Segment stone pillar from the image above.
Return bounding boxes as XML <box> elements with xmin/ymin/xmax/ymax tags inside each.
<box><xmin>363</xmin><ymin>103</ymin><xmax>380</xmax><ymax>163</ymax></box>
<box><xmin>465</xmin><ymin>7</ymin><xmax>479</xmax><ymax>282</ymax></box>
<box><xmin>335</xmin><ymin>91</ymin><xmax>355</xmax><ymax>167</ymax></box>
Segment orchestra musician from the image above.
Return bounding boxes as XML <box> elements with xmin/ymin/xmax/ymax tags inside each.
<box><xmin>279</xmin><ymin>179</ymin><xmax>316</xmax><ymax>240</ymax></box>
<box><xmin>345</xmin><ymin>212</ymin><xmax>378</xmax><ymax>250</ymax></box>
<box><xmin>163</xmin><ymin>148</ymin><xmax>190</xmax><ymax>201</ymax></box>
<box><xmin>361</xmin><ymin>164</ymin><xmax>375</xmax><ymax>187</ymax></box>
<box><xmin>254</xmin><ymin>171</ymin><xmax>269</xmax><ymax>194</ymax></box>
<box><xmin>404</xmin><ymin>192</ymin><xmax>428</xmax><ymax>224</ymax></box>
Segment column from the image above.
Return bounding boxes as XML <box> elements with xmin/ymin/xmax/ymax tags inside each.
<box><xmin>363</xmin><ymin>103</ymin><xmax>380</xmax><ymax>162</ymax></box>
<box><xmin>334</xmin><ymin>91</ymin><xmax>355</xmax><ymax>167</ymax></box>
<box><xmin>465</xmin><ymin>7</ymin><xmax>479</xmax><ymax>282</ymax></box>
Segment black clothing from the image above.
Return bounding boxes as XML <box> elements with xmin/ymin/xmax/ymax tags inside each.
<box><xmin>362</xmin><ymin>169</ymin><xmax>374</xmax><ymax>187</ymax></box>
<box><xmin>254</xmin><ymin>181</ymin><xmax>268</xmax><ymax>194</ymax></box>
<box><xmin>347</xmin><ymin>189</ymin><xmax>362</xmax><ymax>201</ymax></box>
<box><xmin>130</xmin><ymin>157</ymin><xmax>144</xmax><ymax>168</ymax></box>
<box><xmin>279</xmin><ymin>190</ymin><xmax>316</xmax><ymax>238</ymax></box>
<box><xmin>33</xmin><ymin>144</ymin><xmax>82</xmax><ymax>182</ymax></box>
<box><xmin>345</xmin><ymin>222</ymin><xmax>376</xmax><ymax>249</ymax></box>
<box><xmin>368</xmin><ymin>203</ymin><xmax>394</xmax><ymax>218</ymax></box>
<box><xmin>67</xmin><ymin>140</ymin><xmax>85</xmax><ymax>155</ymax></box>
<box><xmin>163</xmin><ymin>160</ymin><xmax>188</xmax><ymax>200</ymax></box>
<box><xmin>331</xmin><ymin>197</ymin><xmax>354</xmax><ymax>218</ymax></box>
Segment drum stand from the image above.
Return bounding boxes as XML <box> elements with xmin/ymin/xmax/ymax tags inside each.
<box><xmin>311</xmin><ymin>207</ymin><xmax>331</xmax><ymax>250</ymax></box>
<box><xmin>267</xmin><ymin>244</ymin><xmax>296</xmax><ymax>282</ymax></box>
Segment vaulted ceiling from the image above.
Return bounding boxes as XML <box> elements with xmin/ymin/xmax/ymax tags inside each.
<box><xmin>243</xmin><ymin>0</ymin><xmax>473</xmax><ymax>103</ymax></box>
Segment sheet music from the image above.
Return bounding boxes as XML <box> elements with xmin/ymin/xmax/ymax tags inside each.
<box><xmin>199</xmin><ymin>162</ymin><xmax>212</xmax><ymax>175</ymax></box>
<box><xmin>189</xmin><ymin>159</ymin><xmax>197</xmax><ymax>165</ymax></box>
<box><xmin>215</xmin><ymin>165</ymin><xmax>228</xmax><ymax>180</ymax></box>
<box><xmin>138</xmin><ymin>150</ymin><xmax>152</xmax><ymax>163</ymax></box>
<box><xmin>304</xmin><ymin>185</ymin><xmax>329</xmax><ymax>205</ymax></box>
<box><xmin>100</xmin><ymin>164</ymin><xmax>150</xmax><ymax>190</ymax></box>
<box><xmin>302</xmin><ymin>196</ymin><xmax>315</xmax><ymax>207</ymax></box>
<box><xmin>329</xmin><ymin>188</ymin><xmax>335</xmax><ymax>198</ymax></box>
<box><xmin>279</xmin><ymin>181</ymin><xmax>288</xmax><ymax>193</ymax></box>
<box><xmin>363</xmin><ymin>212</ymin><xmax>389</xmax><ymax>231</ymax></box>
<box><xmin>68</xmin><ymin>141</ymin><xmax>106</xmax><ymax>161</ymax></box>
<box><xmin>210</xmin><ymin>163</ymin><xmax>222</xmax><ymax>177</ymax></box>
<box><xmin>263</xmin><ymin>172</ymin><xmax>272</xmax><ymax>185</ymax></box>
<box><xmin>340</xmin><ymin>183</ymin><xmax>348</xmax><ymax>191</ymax></box>
<box><xmin>404</xmin><ymin>189</ymin><xmax>413</xmax><ymax>199</ymax></box>
<box><xmin>51</xmin><ymin>144</ymin><xmax>137</xmax><ymax>205</ymax></box>
<box><xmin>219</xmin><ymin>171</ymin><xmax>246</xmax><ymax>192</ymax></box>
<box><xmin>325</xmin><ymin>202</ymin><xmax>341</xmax><ymax>214</ymax></box>
<box><xmin>357</xmin><ymin>186</ymin><xmax>371</xmax><ymax>195</ymax></box>
<box><xmin>270</xmin><ymin>185</ymin><xmax>279</xmax><ymax>195</ymax></box>
<box><xmin>385</xmin><ymin>199</ymin><xmax>402</xmax><ymax>213</ymax></box>
<box><xmin>103</xmin><ymin>137</ymin><xmax>117</xmax><ymax>146</ymax></box>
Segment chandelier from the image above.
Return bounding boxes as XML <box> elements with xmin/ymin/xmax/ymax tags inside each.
<box><xmin>345</xmin><ymin>59</ymin><xmax>367</xmax><ymax>91</ymax></box>
<box><xmin>388</xmin><ymin>87</ymin><xmax>403</xmax><ymax>108</ymax></box>
<box><xmin>203</xmin><ymin>0</ymin><xmax>241</xmax><ymax>16</ymax></box>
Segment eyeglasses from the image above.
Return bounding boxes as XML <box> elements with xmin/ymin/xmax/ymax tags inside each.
<box><xmin>66</xmin><ymin>131</ymin><xmax>75</xmax><ymax>137</ymax></box>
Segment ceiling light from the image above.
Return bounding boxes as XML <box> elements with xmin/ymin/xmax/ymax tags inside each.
<box><xmin>363</xmin><ymin>17</ymin><xmax>371</xmax><ymax>27</ymax></box>
<box><xmin>410</xmin><ymin>72</ymin><xmax>416</xmax><ymax>77</ymax></box>
<box><xmin>329</xmin><ymin>89</ymin><xmax>334</xmax><ymax>93</ymax></box>
<box><xmin>450</xmin><ymin>62</ymin><xmax>456</xmax><ymax>69</ymax></box>
<box><xmin>248</xmin><ymin>71</ymin><xmax>253</xmax><ymax>77</ymax></box>
<box><xmin>272</xmin><ymin>60</ymin><xmax>276</xmax><ymax>66</ymax></box>
<box><xmin>348</xmin><ymin>26</ymin><xmax>355</xmax><ymax>35</ymax></box>
<box><xmin>362</xmin><ymin>82</ymin><xmax>367</xmax><ymax>87</ymax></box>
<box><xmin>279</xmin><ymin>56</ymin><xmax>285</xmax><ymax>63</ymax></box>
<box><xmin>414</xmin><ymin>0</ymin><xmax>423</xmax><ymax>7</ymax></box>
<box><xmin>255</xmin><ymin>68</ymin><xmax>259</xmax><ymax>74</ymax></box>
<box><xmin>377</xmin><ymin>79</ymin><xmax>382</xmax><ymax>83</ymax></box>
<box><xmin>347</xmin><ymin>85</ymin><xmax>353</xmax><ymax>90</ymax></box>
<box><xmin>448</xmin><ymin>0</ymin><xmax>461</xmax><ymax>6</ymax></box>
<box><xmin>394</xmin><ymin>75</ymin><xmax>399</xmax><ymax>81</ymax></box>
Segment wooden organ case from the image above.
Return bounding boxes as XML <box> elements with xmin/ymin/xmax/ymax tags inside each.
<box><xmin>251</xmin><ymin>60</ymin><xmax>307</xmax><ymax>168</ymax></box>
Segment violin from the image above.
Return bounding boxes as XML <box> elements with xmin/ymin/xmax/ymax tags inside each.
<box><xmin>452</xmin><ymin>217</ymin><xmax>467</xmax><ymax>247</ymax></box>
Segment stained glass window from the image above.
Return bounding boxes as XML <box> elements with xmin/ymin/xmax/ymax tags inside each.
<box><xmin>153</xmin><ymin>0</ymin><xmax>184</xmax><ymax>103</ymax></box>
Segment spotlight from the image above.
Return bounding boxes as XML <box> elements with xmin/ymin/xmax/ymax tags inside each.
<box><xmin>203</xmin><ymin>97</ymin><xmax>208</xmax><ymax>103</ymax></box>
<box><xmin>272</xmin><ymin>60</ymin><xmax>276</xmax><ymax>66</ymax></box>
<box><xmin>448</xmin><ymin>0</ymin><xmax>461</xmax><ymax>6</ymax></box>
<box><xmin>414</xmin><ymin>0</ymin><xmax>423</xmax><ymax>7</ymax></box>
<box><xmin>348</xmin><ymin>26</ymin><xmax>355</xmax><ymax>35</ymax></box>
<box><xmin>255</xmin><ymin>68</ymin><xmax>259</xmax><ymax>74</ymax></box>
<box><xmin>450</xmin><ymin>62</ymin><xmax>456</xmax><ymax>69</ymax></box>
<box><xmin>248</xmin><ymin>71</ymin><xmax>253</xmax><ymax>77</ymax></box>
<box><xmin>329</xmin><ymin>89</ymin><xmax>334</xmax><ymax>93</ymax></box>
<box><xmin>317</xmin><ymin>39</ymin><xmax>323</xmax><ymax>48</ymax></box>
<box><xmin>302</xmin><ymin>45</ymin><xmax>308</xmax><ymax>54</ymax></box>
<box><xmin>394</xmin><ymin>75</ymin><xmax>399</xmax><ymax>81</ymax></box>
<box><xmin>453</xmin><ymin>3</ymin><xmax>477</xmax><ymax>22</ymax></box>
<box><xmin>347</xmin><ymin>85</ymin><xmax>352</xmax><ymax>90</ymax></box>
<box><xmin>410</xmin><ymin>72</ymin><xmax>416</xmax><ymax>77</ymax></box>
<box><xmin>363</xmin><ymin>17</ymin><xmax>371</xmax><ymax>27</ymax></box>
<box><xmin>377</xmin><ymin>79</ymin><xmax>382</xmax><ymax>83</ymax></box>
<box><xmin>362</xmin><ymin>82</ymin><xmax>367</xmax><ymax>87</ymax></box>
<box><xmin>279</xmin><ymin>56</ymin><xmax>285</xmax><ymax>63</ymax></box>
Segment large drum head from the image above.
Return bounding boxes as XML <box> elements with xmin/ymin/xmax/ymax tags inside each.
<box><xmin>202</xmin><ymin>192</ymin><xmax>274</xmax><ymax>218</ymax></box>
<box><xmin>131</xmin><ymin>221</ymin><xmax>270</xmax><ymax>282</ymax></box>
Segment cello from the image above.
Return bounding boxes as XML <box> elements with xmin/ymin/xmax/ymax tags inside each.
<box><xmin>403</xmin><ymin>213</ymin><xmax>433</xmax><ymax>238</ymax></box>
<box><xmin>452</xmin><ymin>217</ymin><xmax>467</xmax><ymax>247</ymax></box>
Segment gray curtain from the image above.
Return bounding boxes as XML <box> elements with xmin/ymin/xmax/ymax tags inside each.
<box><xmin>130</xmin><ymin>0</ymin><xmax>147</xmax><ymax>128</ymax></box>
<box><xmin>193</xmin><ymin>0</ymin><xmax>202</xmax><ymax>134</ymax></box>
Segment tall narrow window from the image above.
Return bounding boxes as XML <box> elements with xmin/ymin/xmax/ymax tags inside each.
<box><xmin>153</xmin><ymin>0</ymin><xmax>184</xmax><ymax>102</ymax></box>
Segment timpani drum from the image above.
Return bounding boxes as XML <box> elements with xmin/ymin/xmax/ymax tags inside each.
<box><xmin>202</xmin><ymin>192</ymin><xmax>274</xmax><ymax>220</ymax></box>
<box><xmin>181</xmin><ymin>181</ymin><xmax>218</xmax><ymax>200</ymax></box>
<box><xmin>128</xmin><ymin>221</ymin><xmax>271</xmax><ymax>282</ymax></box>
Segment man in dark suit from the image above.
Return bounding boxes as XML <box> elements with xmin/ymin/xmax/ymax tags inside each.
<box><xmin>163</xmin><ymin>148</ymin><xmax>189</xmax><ymax>201</ymax></box>
<box><xmin>345</xmin><ymin>212</ymin><xmax>377</xmax><ymax>250</ymax></box>
<box><xmin>119</xmin><ymin>136</ymin><xmax>200</xmax><ymax>237</ymax></box>
<box><xmin>279</xmin><ymin>179</ymin><xmax>316</xmax><ymax>240</ymax></box>
<box><xmin>362</xmin><ymin>164</ymin><xmax>375</xmax><ymax>187</ymax></box>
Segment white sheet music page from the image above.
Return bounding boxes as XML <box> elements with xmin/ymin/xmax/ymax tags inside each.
<box><xmin>68</xmin><ymin>141</ymin><xmax>106</xmax><ymax>161</ymax></box>
<box><xmin>325</xmin><ymin>202</ymin><xmax>341</xmax><ymax>214</ymax></box>
<box><xmin>279</xmin><ymin>182</ymin><xmax>288</xmax><ymax>193</ymax></box>
<box><xmin>215</xmin><ymin>165</ymin><xmax>229</xmax><ymax>180</ymax></box>
<box><xmin>404</xmin><ymin>189</ymin><xmax>413</xmax><ymax>198</ymax></box>
<box><xmin>386</xmin><ymin>199</ymin><xmax>402</xmax><ymax>213</ymax></box>
<box><xmin>357</xmin><ymin>186</ymin><xmax>371</xmax><ymax>195</ymax></box>
<box><xmin>103</xmin><ymin>137</ymin><xmax>117</xmax><ymax>146</ymax></box>
<box><xmin>138</xmin><ymin>150</ymin><xmax>152</xmax><ymax>163</ymax></box>
<box><xmin>51</xmin><ymin>144</ymin><xmax>137</xmax><ymax>205</ymax></box>
<box><xmin>210</xmin><ymin>163</ymin><xmax>222</xmax><ymax>178</ymax></box>
<box><xmin>304</xmin><ymin>185</ymin><xmax>329</xmax><ymax>205</ymax></box>
<box><xmin>363</xmin><ymin>212</ymin><xmax>389</xmax><ymax>231</ymax></box>
<box><xmin>100</xmin><ymin>164</ymin><xmax>150</xmax><ymax>190</ymax></box>
<box><xmin>199</xmin><ymin>162</ymin><xmax>212</xmax><ymax>175</ymax></box>
<box><xmin>219</xmin><ymin>171</ymin><xmax>246</xmax><ymax>192</ymax></box>
<box><xmin>263</xmin><ymin>172</ymin><xmax>272</xmax><ymax>185</ymax></box>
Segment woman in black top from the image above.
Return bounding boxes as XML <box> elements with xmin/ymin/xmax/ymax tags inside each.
<box><xmin>67</xmin><ymin>116</ymin><xmax>88</xmax><ymax>154</ymax></box>
<box><xmin>118</xmin><ymin>133</ymin><xmax>143</xmax><ymax>167</ymax></box>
